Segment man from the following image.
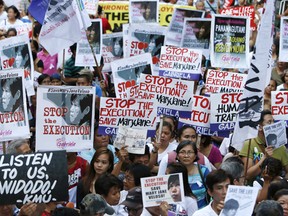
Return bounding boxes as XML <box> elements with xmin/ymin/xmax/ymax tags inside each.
<box><xmin>6</xmin><ymin>139</ymin><xmax>32</xmax><ymax>154</ymax></box>
<box><xmin>192</xmin><ymin>169</ymin><xmax>232</xmax><ymax>216</ymax></box>
<box><xmin>121</xmin><ymin>187</ymin><xmax>143</xmax><ymax>216</ymax></box>
<box><xmin>80</xmin><ymin>194</ymin><xmax>114</xmax><ymax>216</ymax></box>
<box><xmin>254</xmin><ymin>200</ymin><xmax>283</xmax><ymax>216</ymax></box>
<box><xmin>239</xmin><ymin>110</ymin><xmax>288</xmax><ymax>181</ymax></box>
<box><xmin>220</xmin><ymin>161</ymin><xmax>245</xmax><ymax>185</ymax></box>
<box><xmin>129</xmin><ymin>145</ymin><xmax>150</xmax><ymax>166</ymax></box>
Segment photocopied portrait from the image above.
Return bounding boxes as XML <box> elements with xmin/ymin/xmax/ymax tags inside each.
<box><xmin>221</xmin><ymin>198</ymin><xmax>240</xmax><ymax>216</ymax></box>
<box><xmin>168</xmin><ymin>174</ymin><xmax>182</xmax><ymax>202</ymax></box>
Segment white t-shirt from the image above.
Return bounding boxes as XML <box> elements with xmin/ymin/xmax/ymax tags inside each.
<box><xmin>0</xmin><ymin>19</ymin><xmax>23</xmax><ymax>31</ymax></box>
<box><xmin>113</xmin><ymin>190</ymin><xmax>128</xmax><ymax>216</ymax></box>
<box><xmin>0</xmin><ymin>11</ymin><xmax>7</xmax><ymax>23</ymax></box>
<box><xmin>192</xmin><ymin>201</ymin><xmax>218</xmax><ymax>216</ymax></box>
<box><xmin>148</xmin><ymin>141</ymin><xmax>178</xmax><ymax>164</ymax></box>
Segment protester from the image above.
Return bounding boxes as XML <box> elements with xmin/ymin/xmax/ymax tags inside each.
<box><xmin>6</xmin><ymin>27</ymin><xmax>17</xmax><ymax>37</ymax></box>
<box><xmin>274</xmin><ymin>189</ymin><xmax>288</xmax><ymax>216</ymax></box>
<box><xmin>276</xmin><ymin>70</ymin><xmax>288</xmax><ymax>91</ymax></box>
<box><xmin>37</xmin><ymin>48</ymin><xmax>58</xmax><ymax>76</ymax></box>
<box><xmin>254</xmin><ymin>200</ymin><xmax>283</xmax><ymax>216</ymax></box>
<box><xmin>37</xmin><ymin>74</ymin><xmax>51</xmax><ymax>85</ymax></box>
<box><xmin>0</xmin><ymin>5</ymin><xmax>23</xmax><ymax>31</ymax></box>
<box><xmin>120</xmin><ymin>187</ymin><xmax>143</xmax><ymax>216</ymax></box>
<box><xmin>220</xmin><ymin>160</ymin><xmax>245</xmax><ymax>185</ymax></box>
<box><xmin>50</xmin><ymin>73</ymin><xmax>62</xmax><ymax>86</ymax></box>
<box><xmin>6</xmin><ymin>139</ymin><xmax>32</xmax><ymax>154</ymax></box>
<box><xmin>129</xmin><ymin>145</ymin><xmax>150</xmax><ymax>166</ymax></box>
<box><xmin>264</xmin><ymin>79</ymin><xmax>277</xmax><ymax>110</ymax></box>
<box><xmin>0</xmin><ymin>0</ymin><xmax>7</xmax><ymax>23</ymax></box>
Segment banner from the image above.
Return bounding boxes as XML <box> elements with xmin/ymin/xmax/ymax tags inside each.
<box><xmin>271</xmin><ymin>91</ymin><xmax>288</xmax><ymax>124</ymax></box>
<box><xmin>84</xmin><ymin>0</ymin><xmax>99</xmax><ymax>15</ymax></box>
<box><xmin>210</xmin><ymin>93</ymin><xmax>242</xmax><ymax>135</ymax></box>
<box><xmin>75</xmin><ymin>19</ymin><xmax>102</xmax><ymax>66</ymax></box>
<box><xmin>219</xmin><ymin>185</ymin><xmax>258</xmax><ymax>216</ymax></box>
<box><xmin>102</xmin><ymin>32</ymin><xmax>123</xmax><ymax>73</ymax></box>
<box><xmin>0</xmin><ymin>34</ymin><xmax>34</xmax><ymax>96</ymax></box>
<box><xmin>141</xmin><ymin>173</ymin><xmax>185</xmax><ymax>207</ymax></box>
<box><xmin>0</xmin><ymin>151</ymin><xmax>68</xmax><ymax>205</ymax></box>
<box><xmin>36</xmin><ymin>86</ymin><xmax>95</xmax><ymax>152</ymax></box>
<box><xmin>232</xmin><ymin>0</ymin><xmax>274</xmax><ymax>151</ymax></box>
<box><xmin>181</xmin><ymin>18</ymin><xmax>211</xmax><ymax>58</ymax></box>
<box><xmin>114</xmin><ymin>127</ymin><xmax>147</xmax><ymax>154</ymax></box>
<box><xmin>210</xmin><ymin>15</ymin><xmax>250</xmax><ymax>69</ymax></box>
<box><xmin>205</xmin><ymin>69</ymin><xmax>247</xmax><ymax>93</ymax></box>
<box><xmin>220</xmin><ymin>6</ymin><xmax>257</xmax><ymax>31</ymax></box>
<box><xmin>7</xmin><ymin>23</ymin><xmax>32</xmax><ymax>38</ymax></box>
<box><xmin>263</xmin><ymin>121</ymin><xmax>287</xmax><ymax>149</ymax></box>
<box><xmin>0</xmin><ymin>69</ymin><xmax>30</xmax><ymax>141</ymax></box>
<box><xmin>128</xmin><ymin>24</ymin><xmax>166</xmax><ymax>74</ymax></box>
<box><xmin>159</xmin><ymin>46</ymin><xmax>202</xmax><ymax>80</ymax></box>
<box><xmin>165</xmin><ymin>7</ymin><xmax>204</xmax><ymax>47</ymax></box>
<box><xmin>98</xmin><ymin>97</ymin><xmax>157</xmax><ymax>135</ymax></box>
<box><xmin>111</xmin><ymin>53</ymin><xmax>153</xmax><ymax>98</ymax></box>
<box><xmin>28</xmin><ymin>0</ymin><xmax>50</xmax><ymax>25</ymax></box>
<box><xmin>279</xmin><ymin>17</ymin><xmax>288</xmax><ymax>62</ymax></box>
<box><xmin>129</xmin><ymin>0</ymin><xmax>159</xmax><ymax>23</ymax></box>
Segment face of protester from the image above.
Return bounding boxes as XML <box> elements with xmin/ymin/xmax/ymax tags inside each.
<box><xmin>284</xmin><ymin>73</ymin><xmax>288</xmax><ymax>85</ymax></box>
<box><xmin>265</xmin><ymin>80</ymin><xmax>276</xmax><ymax>95</ymax></box>
<box><xmin>179</xmin><ymin>128</ymin><xmax>197</xmax><ymax>143</ymax></box>
<box><xmin>277</xmin><ymin>195</ymin><xmax>288</xmax><ymax>216</ymax></box>
<box><xmin>70</xmin><ymin>98</ymin><xmax>82</xmax><ymax>124</ymax></box>
<box><xmin>94</xmin><ymin>129</ymin><xmax>110</xmax><ymax>149</ymax></box>
<box><xmin>76</xmin><ymin>77</ymin><xmax>91</xmax><ymax>86</ymax></box>
<box><xmin>104</xmin><ymin>186</ymin><xmax>121</xmax><ymax>206</ymax></box>
<box><xmin>177</xmin><ymin>144</ymin><xmax>196</xmax><ymax>166</ymax></box>
<box><xmin>168</xmin><ymin>180</ymin><xmax>181</xmax><ymax>202</ymax></box>
<box><xmin>123</xmin><ymin>171</ymin><xmax>135</xmax><ymax>190</ymax></box>
<box><xmin>0</xmin><ymin>205</ymin><xmax>14</xmax><ymax>216</ymax></box>
<box><xmin>208</xmin><ymin>178</ymin><xmax>230</xmax><ymax>204</ymax></box>
<box><xmin>156</xmin><ymin>126</ymin><xmax>172</xmax><ymax>146</ymax></box>
<box><xmin>51</xmin><ymin>79</ymin><xmax>62</xmax><ymax>86</ymax></box>
<box><xmin>196</xmin><ymin>2</ymin><xmax>205</xmax><ymax>10</ymax></box>
<box><xmin>260</xmin><ymin>114</ymin><xmax>274</xmax><ymax>129</ymax></box>
<box><xmin>40</xmin><ymin>77</ymin><xmax>51</xmax><ymax>85</ymax></box>
<box><xmin>7</xmin><ymin>30</ymin><xmax>16</xmax><ymax>38</ymax></box>
<box><xmin>7</xmin><ymin>8</ymin><xmax>17</xmax><ymax>21</ymax></box>
<box><xmin>93</xmin><ymin>153</ymin><xmax>110</xmax><ymax>176</ymax></box>
<box><xmin>133</xmin><ymin>155</ymin><xmax>149</xmax><ymax>166</ymax></box>
<box><xmin>16</xmin><ymin>142</ymin><xmax>32</xmax><ymax>154</ymax></box>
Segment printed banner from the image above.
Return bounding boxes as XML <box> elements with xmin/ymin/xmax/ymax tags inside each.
<box><xmin>263</xmin><ymin>121</ymin><xmax>287</xmax><ymax>149</ymax></box>
<box><xmin>220</xmin><ymin>185</ymin><xmax>259</xmax><ymax>216</ymax></box>
<box><xmin>181</xmin><ymin>18</ymin><xmax>211</xmax><ymax>58</ymax></box>
<box><xmin>165</xmin><ymin>7</ymin><xmax>204</xmax><ymax>47</ymax></box>
<box><xmin>98</xmin><ymin>97</ymin><xmax>157</xmax><ymax>135</ymax></box>
<box><xmin>114</xmin><ymin>127</ymin><xmax>147</xmax><ymax>154</ymax></box>
<box><xmin>220</xmin><ymin>6</ymin><xmax>257</xmax><ymax>31</ymax></box>
<box><xmin>271</xmin><ymin>91</ymin><xmax>288</xmax><ymax>123</ymax></box>
<box><xmin>0</xmin><ymin>34</ymin><xmax>34</xmax><ymax>96</ymax></box>
<box><xmin>102</xmin><ymin>32</ymin><xmax>123</xmax><ymax>73</ymax></box>
<box><xmin>36</xmin><ymin>86</ymin><xmax>95</xmax><ymax>152</ymax></box>
<box><xmin>84</xmin><ymin>0</ymin><xmax>99</xmax><ymax>15</ymax></box>
<box><xmin>75</xmin><ymin>19</ymin><xmax>102</xmax><ymax>66</ymax></box>
<box><xmin>206</xmin><ymin>69</ymin><xmax>247</xmax><ymax>93</ymax></box>
<box><xmin>0</xmin><ymin>69</ymin><xmax>30</xmax><ymax>141</ymax></box>
<box><xmin>128</xmin><ymin>24</ymin><xmax>166</xmax><ymax>74</ymax></box>
<box><xmin>129</xmin><ymin>0</ymin><xmax>159</xmax><ymax>23</ymax></box>
<box><xmin>10</xmin><ymin>23</ymin><xmax>32</xmax><ymax>38</ymax></box>
<box><xmin>111</xmin><ymin>53</ymin><xmax>153</xmax><ymax>98</ymax></box>
<box><xmin>0</xmin><ymin>151</ymin><xmax>68</xmax><ymax>205</ymax></box>
<box><xmin>279</xmin><ymin>17</ymin><xmax>288</xmax><ymax>62</ymax></box>
<box><xmin>210</xmin><ymin>15</ymin><xmax>250</xmax><ymax>69</ymax></box>
<box><xmin>210</xmin><ymin>93</ymin><xmax>242</xmax><ymax>134</ymax></box>
<box><xmin>141</xmin><ymin>173</ymin><xmax>185</xmax><ymax>207</ymax></box>
<box><xmin>159</xmin><ymin>46</ymin><xmax>202</xmax><ymax>80</ymax></box>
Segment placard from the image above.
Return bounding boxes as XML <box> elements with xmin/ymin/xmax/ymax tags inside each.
<box><xmin>271</xmin><ymin>91</ymin><xmax>288</xmax><ymax>123</ymax></box>
<box><xmin>141</xmin><ymin>173</ymin><xmax>185</xmax><ymax>207</ymax></box>
<box><xmin>0</xmin><ymin>151</ymin><xmax>68</xmax><ymax>205</ymax></box>
<box><xmin>129</xmin><ymin>0</ymin><xmax>159</xmax><ymax>23</ymax></box>
<box><xmin>263</xmin><ymin>121</ymin><xmax>287</xmax><ymax>149</ymax></box>
<box><xmin>36</xmin><ymin>86</ymin><xmax>95</xmax><ymax>152</ymax></box>
<box><xmin>84</xmin><ymin>0</ymin><xmax>99</xmax><ymax>15</ymax></box>
<box><xmin>279</xmin><ymin>17</ymin><xmax>288</xmax><ymax>62</ymax></box>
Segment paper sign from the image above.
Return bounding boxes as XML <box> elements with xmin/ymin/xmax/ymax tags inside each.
<box><xmin>263</xmin><ymin>121</ymin><xmax>287</xmax><ymax>149</ymax></box>
<box><xmin>129</xmin><ymin>0</ymin><xmax>159</xmax><ymax>23</ymax></box>
<box><xmin>279</xmin><ymin>17</ymin><xmax>288</xmax><ymax>62</ymax></box>
<box><xmin>271</xmin><ymin>91</ymin><xmax>288</xmax><ymax>124</ymax></box>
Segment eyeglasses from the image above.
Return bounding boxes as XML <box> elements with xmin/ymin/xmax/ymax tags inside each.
<box><xmin>124</xmin><ymin>175</ymin><xmax>134</xmax><ymax>182</ymax></box>
<box><xmin>124</xmin><ymin>206</ymin><xmax>142</xmax><ymax>214</ymax></box>
<box><xmin>178</xmin><ymin>151</ymin><xmax>195</xmax><ymax>156</ymax></box>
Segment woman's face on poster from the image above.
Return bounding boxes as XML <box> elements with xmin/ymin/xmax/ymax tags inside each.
<box><xmin>70</xmin><ymin>98</ymin><xmax>81</xmax><ymax>124</ymax></box>
<box><xmin>114</xmin><ymin>40</ymin><xmax>121</xmax><ymax>55</ymax></box>
<box><xmin>168</xmin><ymin>180</ymin><xmax>181</xmax><ymax>202</ymax></box>
<box><xmin>199</xmin><ymin>26</ymin><xmax>206</xmax><ymax>37</ymax></box>
<box><xmin>2</xmin><ymin>83</ymin><xmax>12</xmax><ymax>111</ymax></box>
<box><xmin>15</xmin><ymin>50</ymin><xmax>23</xmax><ymax>68</ymax></box>
<box><xmin>145</xmin><ymin>6</ymin><xmax>151</xmax><ymax>18</ymax></box>
<box><xmin>148</xmin><ymin>38</ymin><xmax>156</xmax><ymax>53</ymax></box>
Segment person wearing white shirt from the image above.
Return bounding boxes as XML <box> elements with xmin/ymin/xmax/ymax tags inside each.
<box><xmin>0</xmin><ymin>5</ymin><xmax>23</xmax><ymax>32</ymax></box>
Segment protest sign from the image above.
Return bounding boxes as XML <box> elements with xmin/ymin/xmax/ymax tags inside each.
<box><xmin>220</xmin><ymin>6</ymin><xmax>257</xmax><ymax>31</ymax></box>
<box><xmin>114</xmin><ymin>127</ymin><xmax>147</xmax><ymax>154</ymax></box>
<box><xmin>111</xmin><ymin>53</ymin><xmax>153</xmax><ymax>98</ymax></box>
<box><xmin>75</xmin><ymin>19</ymin><xmax>102</xmax><ymax>66</ymax></box>
<box><xmin>141</xmin><ymin>173</ymin><xmax>185</xmax><ymax>207</ymax></box>
<box><xmin>9</xmin><ymin>23</ymin><xmax>32</xmax><ymax>38</ymax></box>
<box><xmin>165</xmin><ymin>7</ymin><xmax>204</xmax><ymax>47</ymax></box>
<box><xmin>102</xmin><ymin>32</ymin><xmax>123</xmax><ymax>73</ymax></box>
<box><xmin>128</xmin><ymin>24</ymin><xmax>166</xmax><ymax>74</ymax></box>
<box><xmin>83</xmin><ymin>0</ymin><xmax>98</xmax><ymax>15</ymax></box>
<box><xmin>263</xmin><ymin>121</ymin><xmax>287</xmax><ymax>149</ymax></box>
<box><xmin>98</xmin><ymin>97</ymin><xmax>157</xmax><ymax>135</ymax></box>
<box><xmin>271</xmin><ymin>91</ymin><xmax>288</xmax><ymax>123</ymax></box>
<box><xmin>0</xmin><ymin>151</ymin><xmax>68</xmax><ymax>205</ymax></box>
<box><xmin>181</xmin><ymin>18</ymin><xmax>211</xmax><ymax>58</ymax></box>
<box><xmin>0</xmin><ymin>69</ymin><xmax>30</xmax><ymax>141</ymax></box>
<box><xmin>220</xmin><ymin>185</ymin><xmax>258</xmax><ymax>216</ymax></box>
<box><xmin>210</xmin><ymin>15</ymin><xmax>250</xmax><ymax>69</ymax></box>
<box><xmin>0</xmin><ymin>34</ymin><xmax>34</xmax><ymax>96</ymax></box>
<box><xmin>279</xmin><ymin>17</ymin><xmax>288</xmax><ymax>62</ymax></box>
<box><xmin>57</xmin><ymin>48</ymin><xmax>73</xmax><ymax>70</ymax></box>
<box><xmin>129</xmin><ymin>0</ymin><xmax>159</xmax><ymax>23</ymax></box>
<box><xmin>36</xmin><ymin>86</ymin><xmax>95</xmax><ymax>152</ymax></box>
<box><xmin>123</xmin><ymin>24</ymin><xmax>130</xmax><ymax>58</ymax></box>
<box><xmin>232</xmin><ymin>0</ymin><xmax>274</xmax><ymax>151</ymax></box>
<box><xmin>159</xmin><ymin>46</ymin><xmax>202</xmax><ymax>80</ymax></box>
<box><xmin>210</xmin><ymin>93</ymin><xmax>242</xmax><ymax>134</ymax></box>
<box><xmin>206</xmin><ymin>69</ymin><xmax>247</xmax><ymax>93</ymax></box>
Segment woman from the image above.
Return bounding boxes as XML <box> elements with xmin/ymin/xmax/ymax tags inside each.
<box><xmin>274</xmin><ymin>189</ymin><xmax>288</xmax><ymax>216</ymax></box>
<box><xmin>264</xmin><ymin>79</ymin><xmax>277</xmax><ymax>110</ymax></box>
<box><xmin>149</xmin><ymin>121</ymin><xmax>177</xmax><ymax>174</ymax></box>
<box><xmin>276</xmin><ymin>70</ymin><xmax>288</xmax><ymax>91</ymax></box>
<box><xmin>176</xmin><ymin>140</ymin><xmax>210</xmax><ymax>209</ymax></box>
<box><xmin>0</xmin><ymin>6</ymin><xmax>23</xmax><ymax>31</ymax></box>
<box><xmin>37</xmin><ymin>74</ymin><xmax>51</xmax><ymax>85</ymax></box>
<box><xmin>76</xmin><ymin>147</ymin><xmax>114</xmax><ymax>208</ymax></box>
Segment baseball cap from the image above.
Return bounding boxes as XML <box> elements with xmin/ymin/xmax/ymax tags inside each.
<box><xmin>121</xmin><ymin>187</ymin><xmax>143</xmax><ymax>209</ymax></box>
<box><xmin>80</xmin><ymin>194</ymin><xmax>114</xmax><ymax>215</ymax></box>
<box><xmin>50</xmin><ymin>73</ymin><xmax>61</xmax><ymax>81</ymax></box>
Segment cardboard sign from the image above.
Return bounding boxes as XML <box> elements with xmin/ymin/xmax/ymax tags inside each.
<box><xmin>0</xmin><ymin>151</ymin><xmax>68</xmax><ymax>205</ymax></box>
<box><xmin>159</xmin><ymin>46</ymin><xmax>202</xmax><ymax>80</ymax></box>
<box><xmin>263</xmin><ymin>121</ymin><xmax>287</xmax><ymax>149</ymax></box>
<box><xmin>271</xmin><ymin>91</ymin><xmax>288</xmax><ymax>123</ymax></box>
<box><xmin>129</xmin><ymin>0</ymin><xmax>159</xmax><ymax>23</ymax></box>
<box><xmin>206</xmin><ymin>69</ymin><xmax>247</xmax><ymax>93</ymax></box>
<box><xmin>84</xmin><ymin>0</ymin><xmax>99</xmax><ymax>15</ymax></box>
<box><xmin>141</xmin><ymin>173</ymin><xmax>185</xmax><ymax>207</ymax></box>
<box><xmin>36</xmin><ymin>86</ymin><xmax>95</xmax><ymax>152</ymax></box>
<box><xmin>279</xmin><ymin>17</ymin><xmax>288</xmax><ymax>62</ymax></box>
<box><xmin>210</xmin><ymin>15</ymin><xmax>250</xmax><ymax>69</ymax></box>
